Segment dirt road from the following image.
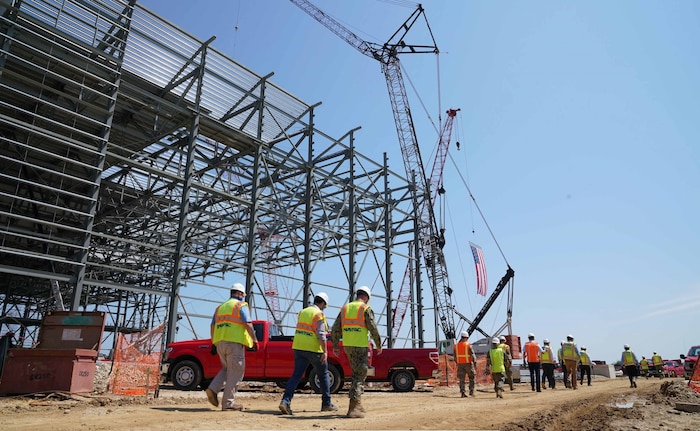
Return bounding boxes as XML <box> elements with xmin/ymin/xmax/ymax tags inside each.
<box><xmin>2</xmin><ymin>377</ymin><xmax>699</xmax><ymax>430</ymax></box>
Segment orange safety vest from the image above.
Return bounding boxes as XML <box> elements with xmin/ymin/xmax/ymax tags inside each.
<box><xmin>455</xmin><ymin>340</ymin><xmax>474</xmax><ymax>364</ymax></box>
<box><xmin>525</xmin><ymin>341</ymin><xmax>540</xmax><ymax>363</ymax></box>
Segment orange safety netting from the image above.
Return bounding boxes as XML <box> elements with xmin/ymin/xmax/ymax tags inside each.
<box><xmin>108</xmin><ymin>323</ymin><xmax>164</xmax><ymax>396</ymax></box>
<box><xmin>429</xmin><ymin>354</ymin><xmax>494</xmax><ymax>387</ymax></box>
<box><xmin>689</xmin><ymin>359</ymin><xmax>700</xmax><ymax>394</ymax></box>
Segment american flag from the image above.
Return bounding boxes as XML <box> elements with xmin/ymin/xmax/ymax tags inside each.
<box><xmin>469</xmin><ymin>242</ymin><xmax>488</xmax><ymax>296</ymax></box>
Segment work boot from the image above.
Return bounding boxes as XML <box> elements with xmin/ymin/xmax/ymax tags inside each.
<box><xmin>469</xmin><ymin>389</ymin><xmax>475</xmax><ymax>397</ymax></box>
<box><xmin>321</xmin><ymin>403</ymin><xmax>339</xmax><ymax>412</ymax></box>
<box><xmin>496</xmin><ymin>389</ymin><xmax>503</xmax><ymax>399</ymax></box>
<box><xmin>346</xmin><ymin>399</ymin><xmax>365</xmax><ymax>418</ymax></box>
<box><xmin>460</xmin><ymin>391</ymin><xmax>466</xmax><ymax>398</ymax></box>
<box><xmin>279</xmin><ymin>400</ymin><xmax>293</xmax><ymax>415</ymax></box>
<box><xmin>205</xmin><ymin>388</ymin><xmax>219</xmax><ymax>407</ymax></box>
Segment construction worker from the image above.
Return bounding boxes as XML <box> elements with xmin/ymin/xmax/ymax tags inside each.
<box><xmin>486</xmin><ymin>337</ymin><xmax>506</xmax><ymax>398</ymax></box>
<box><xmin>206</xmin><ymin>283</ymin><xmax>259</xmax><ymax>411</ymax></box>
<box><xmin>540</xmin><ymin>339</ymin><xmax>556</xmax><ymax>390</ymax></box>
<box><xmin>558</xmin><ymin>341</ymin><xmax>569</xmax><ymax>388</ymax></box>
<box><xmin>454</xmin><ymin>330</ymin><xmax>477</xmax><ymax>397</ymax></box>
<box><xmin>523</xmin><ymin>333</ymin><xmax>541</xmax><ymax>392</ymax></box>
<box><xmin>498</xmin><ymin>335</ymin><xmax>514</xmax><ymax>390</ymax></box>
<box><xmin>279</xmin><ymin>292</ymin><xmax>338</xmax><ymax>416</ymax></box>
<box><xmin>561</xmin><ymin>335</ymin><xmax>580</xmax><ymax>390</ymax></box>
<box><xmin>331</xmin><ymin>286</ymin><xmax>382</xmax><ymax>419</ymax></box>
<box><xmin>579</xmin><ymin>346</ymin><xmax>592</xmax><ymax>386</ymax></box>
<box><xmin>651</xmin><ymin>352</ymin><xmax>664</xmax><ymax>379</ymax></box>
<box><xmin>640</xmin><ymin>356</ymin><xmax>650</xmax><ymax>378</ymax></box>
<box><xmin>621</xmin><ymin>344</ymin><xmax>639</xmax><ymax>388</ymax></box>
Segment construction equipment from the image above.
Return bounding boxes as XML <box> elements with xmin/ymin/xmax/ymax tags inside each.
<box><xmin>291</xmin><ymin>0</ymin><xmax>458</xmax><ymax>341</ymax></box>
<box><xmin>392</xmin><ymin>108</ymin><xmax>459</xmax><ymax>343</ymax></box>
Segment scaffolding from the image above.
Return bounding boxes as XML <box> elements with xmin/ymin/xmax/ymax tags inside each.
<box><xmin>0</xmin><ymin>0</ymin><xmax>429</xmax><ymax>352</ymax></box>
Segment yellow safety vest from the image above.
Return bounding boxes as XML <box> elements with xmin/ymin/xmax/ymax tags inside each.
<box><xmin>622</xmin><ymin>351</ymin><xmax>636</xmax><ymax>366</ymax></box>
<box><xmin>580</xmin><ymin>352</ymin><xmax>591</xmax><ymax>366</ymax></box>
<box><xmin>455</xmin><ymin>340</ymin><xmax>474</xmax><ymax>364</ymax></box>
<box><xmin>212</xmin><ymin>299</ymin><xmax>254</xmax><ymax>348</ymax></box>
<box><xmin>489</xmin><ymin>347</ymin><xmax>505</xmax><ymax>373</ymax></box>
<box><xmin>652</xmin><ymin>355</ymin><xmax>663</xmax><ymax>366</ymax></box>
<box><xmin>640</xmin><ymin>358</ymin><xmax>649</xmax><ymax>370</ymax></box>
<box><xmin>340</xmin><ymin>301</ymin><xmax>370</xmax><ymax>347</ymax></box>
<box><xmin>562</xmin><ymin>342</ymin><xmax>578</xmax><ymax>361</ymax></box>
<box><xmin>292</xmin><ymin>306</ymin><xmax>327</xmax><ymax>353</ymax></box>
<box><xmin>541</xmin><ymin>347</ymin><xmax>554</xmax><ymax>364</ymax></box>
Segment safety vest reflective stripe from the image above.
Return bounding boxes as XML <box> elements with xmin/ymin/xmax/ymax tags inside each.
<box><xmin>455</xmin><ymin>341</ymin><xmax>473</xmax><ymax>364</ymax></box>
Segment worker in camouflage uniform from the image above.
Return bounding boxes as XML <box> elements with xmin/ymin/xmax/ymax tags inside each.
<box><xmin>331</xmin><ymin>286</ymin><xmax>382</xmax><ymax>418</ymax></box>
<box><xmin>498</xmin><ymin>335</ymin><xmax>514</xmax><ymax>390</ymax></box>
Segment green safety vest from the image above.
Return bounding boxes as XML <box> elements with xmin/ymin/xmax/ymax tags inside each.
<box><xmin>580</xmin><ymin>352</ymin><xmax>591</xmax><ymax>366</ymax></box>
<box><xmin>212</xmin><ymin>299</ymin><xmax>254</xmax><ymax>348</ymax></box>
<box><xmin>341</xmin><ymin>301</ymin><xmax>370</xmax><ymax>347</ymax></box>
<box><xmin>640</xmin><ymin>359</ymin><xmax>649</xmax><ymax>370</ymax></box>
<box><xmin>652</xmin><ymin>355</ymin><xmax>663</xmax><ymax>366</ymax></box>
<box><xmin>541</xmin><ymin>347</ymin><xmax>554</xmax><ymax>364</ymax></box>
<box><xmin>562</xmin><ymin>342</ymin><xmax>578</xmax><ymax>361</ymax></box>
<box><xmin>292</xmin><ymin>306</ymin><xmax>326</xmax><ymax>353</ymax></box>
<box><xmin>489</xmin><ymin>347</ymin><xmax>506</xmax><ymax>373</ymax></box>
<box><xmin>622</xmin><ymin>351</ymin><xmax>636</xmax><ymax>366</ymax></box>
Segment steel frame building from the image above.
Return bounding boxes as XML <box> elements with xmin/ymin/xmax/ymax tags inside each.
<box><xmin>0</xmin><ymin>0</ymin><xmax>433</xmax><ymax>352</ymax></box>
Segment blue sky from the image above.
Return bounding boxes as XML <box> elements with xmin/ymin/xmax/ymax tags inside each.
<box><xmin>138</xmin><ymin>0</ymin><xmax>700</xmax><ymax>364</ymax></box>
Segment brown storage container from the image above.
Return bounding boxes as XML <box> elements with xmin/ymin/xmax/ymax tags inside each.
<box><xmin>38</xmin><ymin>311</ymin><xmax>106</xmax><ymax>351</ymax></box>
<box><xmin>505</xmin><ymin>334</ymin><xmax>522</xmax><ymax>359</ymax></box>
<box><xmin>0</xmin><ymin>311</ymin><xmax>106</xmax><ymax>394</ymax></box>
<box><xmin>0</xmin><ymin>348</ymin><xmax>98</xmax><ymax>394</ymax></box>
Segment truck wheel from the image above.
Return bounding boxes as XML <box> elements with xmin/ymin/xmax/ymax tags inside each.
<box><xmin>308</xmin><ymin>364</ymin><xmax>342</xmax><ymax>394</ymax></box>
<box><xmin>391</xmin><ymin>369</ymin><xmax>415</xmax><ymax>392</ymax></box>
<box><xmin>171</xmin><ymin>360</ymin><xmax>203</xmax><ymax>391</ymax></box>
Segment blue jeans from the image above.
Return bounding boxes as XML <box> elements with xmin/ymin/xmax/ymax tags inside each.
<box><xmin>282</xmin><ymin>349</ymin><xmax>331</xmax><ymax>407</ymax></box>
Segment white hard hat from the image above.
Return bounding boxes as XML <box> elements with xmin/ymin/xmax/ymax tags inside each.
<box><xmin>624</xmin><ymin>344</ymin><xmax>630</xmax><ymax>349</ymax></box>
<box><xmin>543</xmin><ymin>338</ymin><xmax>550</xmax><ymax>344</ymax></box>
<box><xmin>581</xmin><ymin>346</ymin><xmax>586</xmax><ymax>350</ymax></box>
<box><xmin>315</xmin><ymin>292</ymin><xmax>329</xmax><ymax>305</ymax></box>
<box><xmin>356</xmin><ymin>286</ymin><xmax>371</xmax><ymax>299</ymax></box>
<box><xmin>231</xmin><ymin>283</ymin><xmax>246</xmax><ymax>295</ymax></box>
<box><xmin>491</xmin><ymin>337</ymin><xmax>500</xmax><ymax>345</ymax></box>
<box><xmin>567</xmin><ymin>334</ymin><xmax>574</xmax><ymax>340</ymax></box>
<box><xmin>528</xmin><ymin>332</ymin><xmax>535</xmax><ymax>339</ymax></box>
<box><xmin>460</xmin><ymin>331</ymin><xmax>469</xmax><ymax>339</ymax></box>
<box><xmin>499</xmin><ymin>335</ymin><xmax>506</xmax><ymax>342</ymax></box>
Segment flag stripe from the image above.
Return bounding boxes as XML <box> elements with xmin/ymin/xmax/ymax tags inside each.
<box><xmin>469</xmin><ymin>242</ymin><xmax>488</xmax><ymax>296</ymax></box>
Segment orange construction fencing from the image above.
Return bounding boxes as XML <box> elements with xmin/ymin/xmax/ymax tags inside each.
<box><xmin>429</xmin><ymin>354</ymin><xmax>493</xmax><ymax>387</ymax></box>
<box><xmin>108</xmin><ymin>323</ymin><xmax>164</xmax><ymax>396</ymax></box>
<box><xmin>689</xmin><ymin>358</ymin><xmax>700</xmax><ymax>394</ymax></box>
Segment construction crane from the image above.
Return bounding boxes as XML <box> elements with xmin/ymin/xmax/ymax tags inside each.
<box><xmin>291</xmin><ymin>0</ymin><xmax>458</xmax><ymax>340</ymax></box>
<box><xmin>391</xmin><ymin>108</ymin><xmax>459</xmax><ymax>343</ymax></box>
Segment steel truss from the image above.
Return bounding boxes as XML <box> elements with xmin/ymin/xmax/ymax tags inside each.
<box><xmin>0</xmin><ymin>0</ymin><xmax>433</xmax><ymax>351</ymax></box>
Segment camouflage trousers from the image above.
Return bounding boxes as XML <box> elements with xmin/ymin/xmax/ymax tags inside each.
<box><xmin>344</xmin><ymin>345</ymin><xmax>369</xmax><ymax>401</ymax></box>
<box><xmin>456</xmin><ymin>363</ymin><xmax>476</xmax><ymax>394</ymax></box>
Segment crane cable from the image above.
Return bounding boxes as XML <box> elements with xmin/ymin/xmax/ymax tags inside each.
<box><xmin>447</xmin><ymin>150</ymin><xmax>510</xmax><ymax>267</ymax></box>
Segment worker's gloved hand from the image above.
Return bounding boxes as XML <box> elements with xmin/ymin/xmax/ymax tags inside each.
<box><xmin>210</xmin><ymin>344</ymin><xmax>217</xmax><ymax>355</ymax></box>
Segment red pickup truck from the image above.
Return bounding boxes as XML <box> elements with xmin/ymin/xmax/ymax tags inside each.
<box><xmin>161</xmin><ymin>320</ymin><xmax>439</xmax><ymax>393</ymax></box>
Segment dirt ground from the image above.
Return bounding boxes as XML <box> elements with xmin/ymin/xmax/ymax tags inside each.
<box><xmin>2</xmin><ymin>376</ymin><xmax>700</xmax><ymax>431</ymax></box>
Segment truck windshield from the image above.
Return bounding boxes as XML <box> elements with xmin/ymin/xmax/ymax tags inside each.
<box><xmin>690</xmin><ymin>347</ymin><xmax>700</xmax><ymax>356</ymax></box>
